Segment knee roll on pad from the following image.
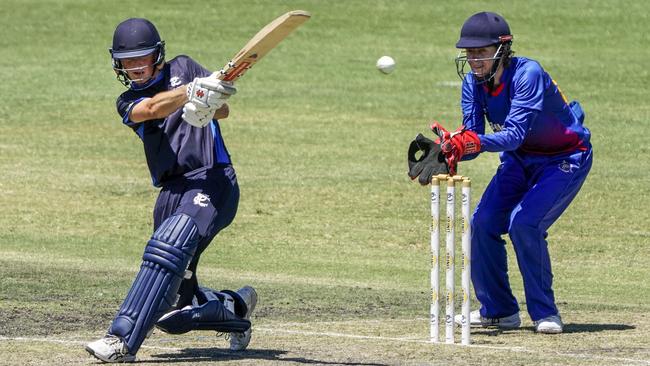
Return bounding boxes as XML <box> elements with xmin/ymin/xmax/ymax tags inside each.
<box><xmin>109</xmin><ymin>214</ymin><xmax>200</xmax><ymax>354</ymax></box>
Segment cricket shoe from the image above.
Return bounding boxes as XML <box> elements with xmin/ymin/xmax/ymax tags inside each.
<box><xmin>534</xmin><ymin>314</ymin><xmax>563</xmax><ymax>334</ymax></box>
<box><xmin>229</xmin><ymin>285</ymin><xmax>258</xmax><ymax>351</ymax></box>
<box><xmin>85</xmin><ymin>335</ymin><xmax>136</xmax><ymax>363</ymax></box>
<box><xmin>454</xmin><ymin>310</ymin><xmax>521</xmax><ymax>328</ymax></box>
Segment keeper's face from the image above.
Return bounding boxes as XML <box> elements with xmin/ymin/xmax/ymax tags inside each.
<box><xmin>465</xmin><ymin>46</ymin><xmax>498</xmax><ymax>79</ymax></box>
<box><xmin>120</xmin><ymin>54</ymin><xmax>157</xmax><ymax>84</ymax></box>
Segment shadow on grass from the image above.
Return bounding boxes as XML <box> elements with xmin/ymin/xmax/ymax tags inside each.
<box><xmin>562</xmin><ymin>323</ymin><xmax>636</xmax><ymax>333</ymax></box>
<box><xmin>475</xmin><ymin>323</ymin><xmax>635</xmax><ymax>336</ymax></box>
<box><xmin>146</xmin><ymin>348</ymin><xmax>388</xmax><ymax>365</ymax></box>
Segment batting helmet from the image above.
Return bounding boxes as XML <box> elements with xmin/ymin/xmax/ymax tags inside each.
<box><xmin>109</xmin><ymin>18</ymin><xmax>166</xmax><ymax>87</ymax></box>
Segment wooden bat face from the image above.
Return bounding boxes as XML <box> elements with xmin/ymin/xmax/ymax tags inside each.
<box><xmin>215</xmin><ymin>10</ymin><xmax>311</xmax><ymax>82</ymax></box>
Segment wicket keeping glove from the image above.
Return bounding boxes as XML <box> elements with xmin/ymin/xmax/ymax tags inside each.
<box><xmin>431</xmin><ymin>122</ymin><xmax>481</xmax><ymax>176</ymax></box>
<box><xmin>407</xmin><ymin>133</ymin><xmax>450</xmax><ymax>185</ymax></box>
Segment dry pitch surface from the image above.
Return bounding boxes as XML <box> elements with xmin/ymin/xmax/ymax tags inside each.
<box><xmin>1</xmin><ymin>309</ymin><xmax>648</xmax><ymax>365</ymax></box>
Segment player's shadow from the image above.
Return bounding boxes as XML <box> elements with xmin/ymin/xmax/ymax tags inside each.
<box><xmin>144</xmin><ymin>348</ymin><xmax>388</xmax><ymax>365</ymax></box>
<box><xmin>475</xmin><ymin>323</ymin><xmax>635</xmax><ymax>336</ymax></box>
<box><xmin>562</xmin><ymin>323</ymin><xmax>636</xmax><ymax>333</ymax></box>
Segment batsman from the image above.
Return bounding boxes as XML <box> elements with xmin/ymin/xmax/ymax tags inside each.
<box><xmin>408</xmin><ymin>12</ymin><xmax>592</xmax><ymax>333</ymax></box>
<box><xmin>86</xmin><ymin>18</ymin><xmax>257</xmax><ymax>362</ymax></box>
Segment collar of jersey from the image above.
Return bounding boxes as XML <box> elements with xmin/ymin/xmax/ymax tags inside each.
<box><xmin>482</xmin><ymin>64</ymin><xmax>512</xmax><ymax>97</ymax></box>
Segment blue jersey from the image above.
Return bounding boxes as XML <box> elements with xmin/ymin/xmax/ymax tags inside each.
<box><xmin>460</xmin><ymin>57</ymin><xmax>590</xmax><ymax>156</ymax></box>
<box><xmin>116</xmin><ymin>56</ymin><xmax>231</xmax><ymax>187</ymax></box>
<box><xmin>460</xmin><ymin>59</ymin><xmax>594</xmax><ymax>322</ymax></box>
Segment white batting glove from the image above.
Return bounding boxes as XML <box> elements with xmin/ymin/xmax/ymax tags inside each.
<box><xmin>186</xmin><ymin>76</ymin><xmax>237</xmax><ymax>110</ymax></box>
<box><xmin>182</xmin><ymin>102</ymin><xmax>214</xmax><ymax>128</ymax></box>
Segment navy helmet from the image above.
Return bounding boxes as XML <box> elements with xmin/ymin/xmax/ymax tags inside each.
<box><xmin>109</xmin><ymin>18</ymin><xmax>166</xmax><ymax>88</ymax></box>
<box><xmin>454</xmin><ymin>12</ymin><xmax>514</xmax><ymax>85</ymax></box>
<box><xmin>456</xmin><ymin>12</ymin><xmax>511</xmax><ymax>49</ymax></box>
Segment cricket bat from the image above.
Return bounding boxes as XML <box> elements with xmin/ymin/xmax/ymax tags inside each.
<box><xmin>214</xmin><ymin>10</ymin><xmax>311</xmax><ymax>82</ymax></box>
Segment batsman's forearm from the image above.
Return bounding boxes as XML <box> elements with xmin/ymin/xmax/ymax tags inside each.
<box><xmin>144</xmin><ymin>86</ymin><xmax>188</xmax><ymax>118</ymax></box>
<box><xmin>130</xmin><ymin>86</ymin><xmax>188</xmax><ymax>122</ymax></box>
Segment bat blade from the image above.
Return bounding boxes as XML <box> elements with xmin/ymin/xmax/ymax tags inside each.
<box><xmin>215</xmin><ymin>10</ymin><xmax>311</xmax><ymax>82</ymax></box>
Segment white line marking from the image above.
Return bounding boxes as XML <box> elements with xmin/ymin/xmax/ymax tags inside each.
<box><xmin>1</xmin><ymin>330</ymin><xmax>649</xmax><ymax>365</ymax></box>
<box><xmin>0</xmin><ymin>336</ymin><xmax>181</xmax><ymax>352</ymax></box>
<box><xmin>257</xmin><ymin>327</ymin><xmax>526</xmax><ymax>349</ymax></box>
<box><xmin>255</xmin><ymin>327</ymin><xmax>650</xmax><ymax>365</ymax></box>
<box><xmin>435</xmin><ymin>80</ymin><xmax>462</xmax><ymax>88</ymax></box>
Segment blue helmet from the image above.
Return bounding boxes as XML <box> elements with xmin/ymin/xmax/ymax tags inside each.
<box><xmin>454</xmin><ymin>12</ymin><xmax>514</xmax><ymax>84</ymax></box>
<box><xmin>109</xmin><ymin>18</ymin><xmax>166</xmax><ymax>88</ymax></box>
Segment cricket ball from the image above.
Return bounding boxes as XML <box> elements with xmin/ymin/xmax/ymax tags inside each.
<box><xmin>376</xmin><ymin>55</ymin><xmax>396</xmax><ymax>74</ymax></box>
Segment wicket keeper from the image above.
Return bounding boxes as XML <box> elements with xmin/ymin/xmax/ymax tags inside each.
<box><xmin>409</xmin><ymin>12</ymin><xmax>592</xmax><ymax>333</ymax></box>
<box><xmin>86</xmin><ymin>18</ymin><xmax>257</xmax><ymax>362</ymax></box>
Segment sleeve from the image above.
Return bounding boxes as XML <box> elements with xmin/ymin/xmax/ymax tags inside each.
<box><xmin>459</xmin><ymin>77</ymin><xmax>485</xmax><ymax>161</ymax></box>
<box><xmin>478</xmin><ymin>63</ymin><xmax>544</xmax><ymax>152</ymax></box>
<box><xmin>116</xmin><ymin>94</ymin><xmax>147</xmax><ymax>136</ymax></box>
<box><xmin>478</xmin><ymin>107</ymin><xmax>539</xmax><ymax>152</ymax></box>
<box><xmin>460</xmin><ymin>77</ymin><xmax>486</xmax><ymax>134</ymax></box>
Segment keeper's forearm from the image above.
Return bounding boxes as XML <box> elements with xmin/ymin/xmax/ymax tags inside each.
<box><xmin>130</xmin><ymin>86</ymin><xmax>189</xmax><ymax>123</ymax></box>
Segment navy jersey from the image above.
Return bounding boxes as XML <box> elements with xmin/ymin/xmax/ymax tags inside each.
<box><xmin>116</xmin><ymin>56</ymin><xmax>231</xmax><ymax>187</ymax></box>
<box><xmin>460</xmin><ymin>57</ymin><xmax>590</xmax><ymax>156</ymax></box>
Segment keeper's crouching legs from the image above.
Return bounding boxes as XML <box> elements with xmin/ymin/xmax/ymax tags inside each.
<box><xmin>109</xmin><ymin>214</ymin><xmax>200</xmax><ymax>355</ymax></box>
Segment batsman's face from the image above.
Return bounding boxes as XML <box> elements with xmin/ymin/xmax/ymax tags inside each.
<box><xmin>465</xmin><ymin>46</ymin><xmax>498</xmax><ymax>79</ymax></box>
<box><xmin>120</xmin><ymin>54</ymin><xmax>157</xmax><ymax>83</ymax></box>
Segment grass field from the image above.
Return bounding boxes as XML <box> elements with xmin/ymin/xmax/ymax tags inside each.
<box><xmin>1</xmin><ymin>0</ymin><xmax>649</xmax><ymax>365</ymax></box>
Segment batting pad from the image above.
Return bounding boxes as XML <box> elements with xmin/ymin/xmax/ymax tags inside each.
<box><xmin>156</xmin><ymin>288</ymin><xmax>250</xmax><ymax>334</ymax></box>
<box><xmin>109</xmin><ymin>214</ymin><xmax>199</xmax><ymax>354</ymax></box>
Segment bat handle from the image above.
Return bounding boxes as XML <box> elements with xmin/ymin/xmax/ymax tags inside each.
<box><xmin>213</xmin><ymin>61</ymin><xmax>236</xmax><ymax>80</ymax></box>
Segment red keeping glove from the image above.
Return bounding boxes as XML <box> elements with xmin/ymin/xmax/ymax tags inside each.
<box><xmin>440</xmin><ymin>127</ymin><xmax>481</xmax><ymax>157</ymax></box>
<box><xmin>429</xmin><ymin>122</ymin><xmax>448</xmax><ymax>144</ymax></box>
<box><xmin>430</xmin><ymin>122</ymin><xmax>481</xmax><ymax>175</ymax></box>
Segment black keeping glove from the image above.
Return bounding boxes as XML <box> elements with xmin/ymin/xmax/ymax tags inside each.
<box><xmin>407</xmin><ymin>133</ymin><xmax>450</xmax><ymax>185</ymax></box>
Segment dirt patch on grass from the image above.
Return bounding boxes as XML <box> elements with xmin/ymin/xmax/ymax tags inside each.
<box><xmin>0</xmin><ymin>302</ymin><xmax>116</xmax><ymax>337</ymax></box>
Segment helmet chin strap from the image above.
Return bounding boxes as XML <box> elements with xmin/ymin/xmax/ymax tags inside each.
<box><xmin>485</xmin><ymin>60</ymin><xmax>500</xmax><ymax>91</ymax></box>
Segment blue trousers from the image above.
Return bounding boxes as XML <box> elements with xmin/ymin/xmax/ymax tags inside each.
<box><xmin>153</xmin><ymin>165</ymin><xmax>240</xmax><ymax>308</ymax></box>
<box><xmin>471</xmin><ymin>147</ymin><xmax>592</xmax><ymax>321</ymax></box>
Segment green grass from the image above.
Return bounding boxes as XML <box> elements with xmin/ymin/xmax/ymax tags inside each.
<box><xmin>1</xmin><ymin>0</ymin><xmax>649</xmax><ymax>364</ymax></box>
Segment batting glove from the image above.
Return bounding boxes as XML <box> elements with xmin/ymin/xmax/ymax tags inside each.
<box><xmin>186</xmin><ymin>76</ymin><xmax>237</xmax><ymax>110</ymax></box>
<box><xmin>182</xmin><ymin>102</ymin><xmax>214</xmax><ymax>128</ymax></box>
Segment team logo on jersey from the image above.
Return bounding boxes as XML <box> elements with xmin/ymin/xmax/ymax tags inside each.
<box><xmin>193</xmin><ymin>193</ymin><xmax>210</xmax><ymax>207</ymax></box>
<box><xmin>558</xmin><ymin>160</ymin><xmax>577</xmax><ymax>173</ymax></box>
<box><xmin>169</xmin><ymin>76</ymin><xmax>182</xmax><ymax>88</ymax></box>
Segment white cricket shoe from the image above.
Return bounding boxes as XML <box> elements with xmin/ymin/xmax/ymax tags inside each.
<box><xmin>230</xmin><ymin>286</ymin><xmax>258</xmax><ymax>351</ymax></box>
<box><xmin>85</xmin><ymin>335</ymin><xmax>136</xmax><ymax>363</ymax></box>
<box><xmin>534</xmin><ymin>314</ymin><xmax>563</xmax><ymax>334</ymax></box>
<box><xmin>455</xmin><ymin>309</ymin><xmax>521</xmax><ymax>328</ymax></box>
